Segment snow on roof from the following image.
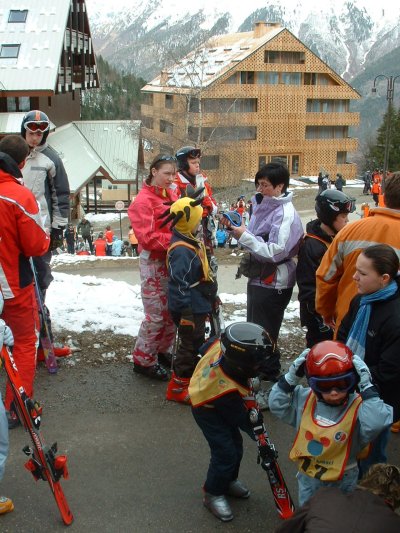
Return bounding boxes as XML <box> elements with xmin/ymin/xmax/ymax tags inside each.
<box><xmin>0</xmin><ymin>0</ymin><xmax>71</xmax><ymax>92</ymax></box>
<box><xmin>143</xmin><ymin>25</ymin><xmax>284</xmax><ymax>92</ymax></box>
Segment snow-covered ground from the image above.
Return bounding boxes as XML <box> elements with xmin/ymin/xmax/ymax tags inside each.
<box><xmin>47</xmin><ymin>255</ymin><xmax>300</xmax><ymax>338</ymax></box>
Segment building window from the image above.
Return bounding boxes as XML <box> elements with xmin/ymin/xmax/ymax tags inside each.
<box><xmin>259</xmin><ymin>154</ymin><xmax>299</xmax><ymax>174</ymax></box>
<box><xmin>337</xmin><ymin>151</ymin><xmax>347</xmax><ymax>164</ymax></box>
<box><xmin>141</xmin><ymin>116</ymin><xmax>153</xmax><ymax>129</ymax></box>
<box><xmin>189</xmin><ymin>126</ymin><xmax>257</xmax><ymax>142</ymax></box>
<box><xmin>306</xmin><ymin>126</ymin><xmax>348</xmax><ymax>139</ymax></box>
<box><xmin>160</xmin><ymin>120</ymin><xmax>173</xmax><ymax>135</ymax></box>
<box><xmin>6</xmin><ymin>96</ymin><xmax>30</xmax><ymax>112</ymax></box>
<box><xmin>142</xmin><ymin>93</ymin><xmax>153</xmax><ymax>106</ymax></box>
<box><xmin>281</xmin><ymin>73</ymin><xmax>301</xmax><ymax>85</ymax></box>
<box><xmin>257</xmin><ymin>72</ymin><xmax>279</xmax><ymax>84</ymax></box>
<box><xmin>264</xmin><ymin>51</ymin><xmax>305</xmax><ymax>64</ymax></box>
<box><xmin>201</xmin><ymin>155</ymin><xmax>220</xmax><ymax>170</ymax></box>
<box><xmin>291</xmin><ymin>155</ymin><xmax>299</xmax><ymax>174</ymax></box>
<box><xmin>304</xmin><ymin>73</ymin><xmax>339</xmax><ymax>86</ymax></box>
<box><xmin>165</xmin><ymin>94</ymin><xmax>173</xmax><ymax>109</ymax></box>
<box><xmin>307</xmin><ymin>99</ymin><xmax>349</xmax><ymax>112</ymax></box>
<box><xmin>202</xmin><ymin>98</ymin><xmax>257</xmax><ymax>113</ymax></box>
<box><xmin>0</xmin><ymin>44</ymin><xmax>20</xmax><ymax>58</ymax></box>
<box><xmin>240</xmin><ymin>71</ymin><xmax>255</xmax><ymax>84</ymax></box>
<box><xmin>8</xmin><ymin>10</ymin><xmax>28</xmax><ymax>23</ymax></box>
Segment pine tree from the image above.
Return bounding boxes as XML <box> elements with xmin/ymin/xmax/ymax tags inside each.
<box><xmin>367</xmin><ymin>103</ymin><xmax>400</xmax><ymax>171</ymax></box>
<box><xmin>81</xmin><ymin>56</ymin><xmax>146</xmax><ymax>120</ymax></box>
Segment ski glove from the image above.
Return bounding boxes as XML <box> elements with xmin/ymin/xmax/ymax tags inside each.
<box><xmin>0</xmin><ymin>319</ymin><xmax>14</xmax><ymax>347</ymax></box>
<box><xmin>352</xmin><ymin>354</ymin><xmax>374</xmax><ymax>392</ymax></box>
<box><xmin>284</xmin><ymin>348</ymin><xmax>310</xmax><ymax>387</ymax></box>
<box><xmin>178</xmin><ymin>309</ymin><xmax>195</xmax><ymax>336</ymax></box>
<box><xmin>50</xmin><ymin>227</ymin><xmax>65</xmax><ymax>251</ymax></box>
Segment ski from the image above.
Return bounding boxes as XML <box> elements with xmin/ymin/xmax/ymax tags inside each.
<box><xmin>29</xmin><ymin>258</ymin><xmax>57</xmax><ymax>374</ymax></box>
<box><xmin>1</xmin><ymin>345</ymin><xmax>73</xmax><ymax>525</ymax></box>
<box><xmin>247</xmin><ymin>394</ymin><xmax>295</xmax><ymax>520</ymax></box>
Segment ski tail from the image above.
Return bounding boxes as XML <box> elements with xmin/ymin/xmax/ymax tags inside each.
<box><xmin>1</xmin><ymin>345</ymin><xmax>73</xmax><ymax>525</ymax></box>
<box><xmin>29</xmin><ymin>258</ymin><xmax>58</xmax><ymax>374</ymax></box>
<box><xmin>248</xmin><ymin>402</ymin><xmax>295</xmax><ymax>520</ymax></box>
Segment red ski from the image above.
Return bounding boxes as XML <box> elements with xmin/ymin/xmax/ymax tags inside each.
<box><xmin>1</xmin><ymin>345</ymin><xmax>73</xmax><ymax>525</ymax></box>
<box><xmin>248</xmin><ymin>393</ymin><xmax>295</xmax><ymax>520</ymax></box>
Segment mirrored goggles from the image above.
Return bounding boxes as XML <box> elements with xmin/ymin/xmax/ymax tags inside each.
<box><xmin>155</xmin><ymin>155</ymin><xmax>177</xmax><ymax>164</ymax></box>
<box><xmin>24</xmin><ymin>121</ymin><xmax>50</xmax><ymax>133</ymax></box>
<box><xmin>328</xmin><ymin>198</ymin><xmax>356</xmax><ymax>214</ymax></box>
<box><xmin>309</xmin><ymin>371</ymin><xmax>357</xmax><ymax>393</ymax></box>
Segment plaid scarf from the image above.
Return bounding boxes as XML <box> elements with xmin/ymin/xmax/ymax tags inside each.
<box><xmin>346</xmin><ymin>280</ymin><xmax>398</xmax><ymax>360</ymax></box>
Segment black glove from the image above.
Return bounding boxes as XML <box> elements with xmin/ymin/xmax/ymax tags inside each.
<box><xmin>50</xmin><ymin>227</ymin><xmax>64</xmax><ymax>250</ymax></box>
<box><xmin>197</xmin><ymin>280</ymin><xmax>218</xmax><ymax>301</ymax></box>
<box><xmin>178</xmin><ymin>309</ymin><xmax>195</xmax><ymax>336</ymax></box>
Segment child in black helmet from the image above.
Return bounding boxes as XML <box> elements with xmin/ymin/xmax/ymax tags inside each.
<box><xmin>188</xmin><ymin>322</ymin><xmax>276</xmax><ymax>522</ymax></box>
<box><xmin>296</xmin><ymin>190</ymin><xmax>355</xmax><ymax>347</ymax></box>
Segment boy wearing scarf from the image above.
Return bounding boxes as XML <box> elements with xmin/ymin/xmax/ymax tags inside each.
<box><xmin>163</xmin><ymin>195</ymin><xmax>217</xmax><ymax>404</ymax></box>
<box><xmin>269</xmin><ymin>341</ymin><xmax>392</xmax><ymax>506</ymax></box>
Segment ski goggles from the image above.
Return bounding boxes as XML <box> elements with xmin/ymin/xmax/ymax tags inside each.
<box><xmin>222</xmin><ymin>211</ymin><xmax>242</xmax><ymax>227</ymax></box>
<box><xmin>308</xmin><ymin>371</ymin><xmax>357</xmax><ymax>393</ymax></box>
<box><xmin>24</xmin><ymin>121</ymin><xmax>50</xmax><ymax>133</ymax></box>
<box><xmin>327</xmin><ymin>198</ymin><xmax>356</xmax><ymax>214</ymax></box>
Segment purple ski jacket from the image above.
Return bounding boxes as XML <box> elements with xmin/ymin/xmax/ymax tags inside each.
<box><xmin>238</xmin><ymin>191</ymin><xmax>303</xmax><ymax>290</ymax></box>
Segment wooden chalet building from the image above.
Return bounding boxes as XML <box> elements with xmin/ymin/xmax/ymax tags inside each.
<box><xmin>0</xmin><ymin>0</ymin><xmax>98</xmax><ymax>129</ymax></box>
<box><xmin>141</xmin><ymin>22</ymin><xmax>361</xmax><ymax>187</ymax></box>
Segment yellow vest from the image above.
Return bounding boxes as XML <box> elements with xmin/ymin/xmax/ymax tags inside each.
<box><xmin>189</xmin><ymin>340</ymin><xmax>250</xmax><ymax>407</ymax></box>
<box><xmin>289</xmin><ymin>391</ymin><xmax>362</xmax><ymax>481</ymax></box>
<box><xmin>167</xmin><ymin>240</ymin><xmax>213</xmax><ymax>282</ymax></box>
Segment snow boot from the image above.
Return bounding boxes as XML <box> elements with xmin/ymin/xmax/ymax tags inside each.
<box><xmin>165</xmin><ymin>373</ymin><xmax>191</xmax><ymax>404</ymax></box>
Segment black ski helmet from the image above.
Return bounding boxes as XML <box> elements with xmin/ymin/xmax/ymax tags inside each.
<box><xmin>315</xmin><ymin>189</ymin><xmax>355</xmax><ymax>231</ymax></box>
<box><xmin>175</xmin><ymin>146</ymin><xmax>201</xmax><ymax>172</ymax></box>
<box><xmin>21</xmin><ymin>110</ymin><xmax>50</xmax><ymax>146</ymax></box>
<box><xmin>221</xmin><ymin>322</ymin><xmax>275</xmax><ymax>378</ymax></box>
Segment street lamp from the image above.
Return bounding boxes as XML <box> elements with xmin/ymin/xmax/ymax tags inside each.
<box><xmin>371</xmin><ymin>74</ymin><xmax>400</xmax><ymax>189</ymax></box>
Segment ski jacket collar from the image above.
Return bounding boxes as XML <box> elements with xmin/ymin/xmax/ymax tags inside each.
<box><xmin>305</xmin><ymin>219</ymin><xmax>333</xmax><ymax>244</ymax></box>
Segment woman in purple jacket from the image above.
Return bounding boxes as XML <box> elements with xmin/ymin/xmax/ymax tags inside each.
<box><xmin>227</xmin><ymin>163</ymin><xmax>303</xmax><ymax>380</ymax></box>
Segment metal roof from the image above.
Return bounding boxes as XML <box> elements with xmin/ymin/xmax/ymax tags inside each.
<box><xmin>0</xmin><ymin>111</ymin><xmax>55</xmax><ymax>134</ymax></box>
<box><xmin>142</xmin><ymin>25</ymin><xmax>284</xmax><ymax>93</ymax></box>
<box><xmin>0</xmin><ymin>0</ymin><xmax>70</xmax><ymax>92</ymax></box>
<box><xmin>47</xmin><ymin>120</ymin><xmax>141</xmax><ymax>194</ymax></box>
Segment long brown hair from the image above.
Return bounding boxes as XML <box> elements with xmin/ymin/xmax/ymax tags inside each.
<box><xmin>146</xmin><ymin>154</ymin><xmax>176</xmax><ymax>185</ymax></box>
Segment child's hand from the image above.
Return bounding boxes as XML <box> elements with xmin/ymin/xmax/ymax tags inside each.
<box><xmin>352</xmin><ymin>355</ymin><xmax>373</xmax><ymax>392</ymax></box>
<box><xmin>0</xmin><ymin>319</ymin><xmax>14</xmax><ymax>347</ymax></box>
<box><xmin>284</xmin><ymin>349</ymin><xmax>310</xmax><ymax>386</ymax></box>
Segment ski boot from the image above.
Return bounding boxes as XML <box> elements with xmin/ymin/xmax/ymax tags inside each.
<box><xmin>391</xmin><ymin>420</ymin><xmax>400</xmax><ymax>433</ymax></box>
<box><xmin>165</xmin><ymin>373</ymin><xmax>191</xmax><ymax>404</ymax></box>
<box><xmin>227</xmin><ymin>479</ymin><xmax>250</xmax><ymax>499</ymax></box>
<box><xmin>203</xmin><ymin>492</ymin><xmax>233</xmax><ymax>522</ymax></box>
<box><xmin>0</xmin><ymin>496</ymin><xmax>14</xmax><ymax>515</ymax></box>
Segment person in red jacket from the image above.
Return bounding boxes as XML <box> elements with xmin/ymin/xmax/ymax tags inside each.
<box><xmin>105</xmin><ymin>225</ymin><xmax>114</xmax><ymax>256</ymax></box>
<box><xmin>0</xmin><ymin>135</ymin><xmax>50</xmax><ymax>428</ymax></box>
<box><xmin>128</xmin><ymin>154</ymin><xmax>178</xmax><ymax>380</ymax></box>
<box><xmin>93</xmin><ymin>232</ymin><xmax>107</xmax><ymax>256</ymax></box>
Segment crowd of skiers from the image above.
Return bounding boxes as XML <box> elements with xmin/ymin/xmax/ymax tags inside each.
<box><xmin>1</xmin><ymin>112</ymin><xmax>400</xmax><ymax>529</ymax></box>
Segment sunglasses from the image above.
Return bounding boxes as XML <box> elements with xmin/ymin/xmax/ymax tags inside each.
<box><xmin>309</xmin><ymin>371</ymin><xmax>357</xmax><ymax>393</ymax></box>
<box><xmin>24</xmin><ymin>121</ymin><xmax>50</xmax><ymax>133</ymax></box>
<box><xmin>152</xmin><ymin>155</ymin><xmax>177</xmax><ymax>166</ymax></box>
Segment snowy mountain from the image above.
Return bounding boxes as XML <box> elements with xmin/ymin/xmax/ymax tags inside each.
<box><xmin>85</xmin><ymin>0</ymin><xmax>400</xmax><ymax>82</ymax></box>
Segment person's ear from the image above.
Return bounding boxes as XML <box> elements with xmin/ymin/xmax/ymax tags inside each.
<box><xmin>18</xmin><ymin>159</ymin><xmax>26</xmax><ymax>170</ymax></box>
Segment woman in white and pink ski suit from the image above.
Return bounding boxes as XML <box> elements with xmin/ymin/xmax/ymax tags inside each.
<box><xmin>128</xmin><ymin>155</ymin><xmax>178</xmax><ymax>380</ymax></box>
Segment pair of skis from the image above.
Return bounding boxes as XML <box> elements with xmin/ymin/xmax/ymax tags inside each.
<box><xmin>1</xmin><ymin>345</ymin><xmax>73</xmax><ymax>525</ymax></box>
<box><xmin>247</xmin><ymin>393</ymin><xmax>295</xmax><ymax>520</ymax></box>
<box><xmin>29</xmin><ymin>258</ymin><xmax>58</xmax><ymax>374</ymax></box>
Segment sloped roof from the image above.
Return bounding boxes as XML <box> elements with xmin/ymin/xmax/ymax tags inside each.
<box><xmin>0</xmin><ymin>0</ymin><xmax>70</xmax><ymax>92</ymax></box>
<box><xmin>142</xmin><ymin>25</ymin><xmax>284</xmax><ymax>93</ymax></box>
<box><xmin>47</xmin><ymin>121</ymin><xmax>141</xmax><ymax>194</ymax></box>
<box><xmin>0</xmin><ymin>112</ymin><xmax>55</xmax><ymax>134</ymax></box>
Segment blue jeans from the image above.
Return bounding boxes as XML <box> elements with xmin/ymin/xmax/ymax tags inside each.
<box><xmin>192</xmin><ymin>406</ymin><xmax>243</xmax><ymax>495</ymax></box>
<box><xmin>358</xmin><ymin>427</ymin><xmax>391</xmax><ymax>478</ymax></box>
<box><xmin>297</xmin><ymin>466</ymin><xmax>359</xmax><ymax>507</ymax></box>
<box><xmin>0</xmin><ymin>392</ymin><xmax>9</xmax><ymax>482</ymax></box>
